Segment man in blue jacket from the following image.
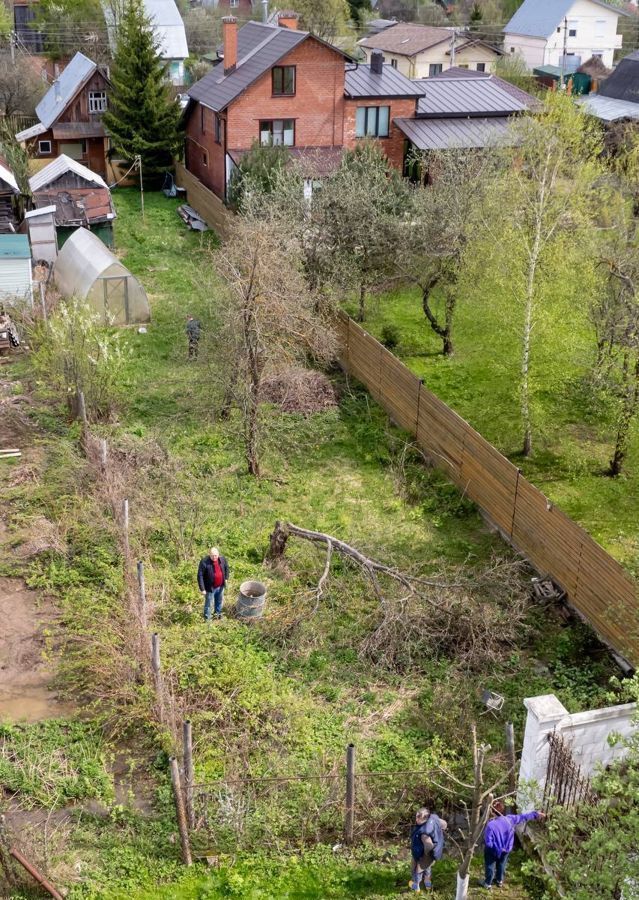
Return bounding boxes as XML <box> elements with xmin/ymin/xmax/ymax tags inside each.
<box><xmin>410</xmin><ymin>807</ymin><xmax>447</xmax><ymax>891</ymax></box>
<box><xmin>481</xmin><ymin>801</ymin><xmax>546</xmax><ymax>889</ymax></box>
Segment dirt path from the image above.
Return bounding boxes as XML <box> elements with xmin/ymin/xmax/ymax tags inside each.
<box><xmin>0</xmin><ymin>574</ymin><xmax>73</xmax><ymax>722</ymax></box>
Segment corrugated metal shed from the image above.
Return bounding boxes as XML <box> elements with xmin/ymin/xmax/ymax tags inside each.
<box><xmin>142</xmin><ymin>0</ymin><xmax>189</xmax><ymax>59</ymax></box>
<box><xmin>345</xmin><ymin>64</ymin><xmax>425</xmax><ymax>98</ymax></box>
<box><xmin>578</xmin><ymin>94</ymin><xmax>639</xmax><ymax>121</ymax></box>
<box><xmin>189</xmin><ymin>26</ymin><xmax>307</xmax><ymax>112</ymax></box>
<box><xmin>504</xmin><ymin>0</ymin><xmax>627</xmax><ymax>39</ymax></box>
<box><xmin>35</xmin><ymin>53</ymin><xmax>97</xmax><ymax>129</ymax></box>
<box><xmin>54</xmin><ymin>228</ymin><xmax>149</xmax><ymax>325</ymax></box>
<box><xmin>0</xmin><ymin>235</ymin><xmax>32</xmax><ymax>303</ymax></box>
<box><xmin>395</xmin><ymin>116</ymin><xmax>514</xmax><ymax>150</ymax></box>
<box><xmin>29</xmin><ymin>155</ymin><xmax>108</xmax><ymax>193</ymax></box>
<box><xmin>415</xmin><ymin>77</ymin><xmax>528</xmax><ymax>118</ymax></box>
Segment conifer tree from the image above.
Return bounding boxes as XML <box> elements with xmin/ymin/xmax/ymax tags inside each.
<box><xmin>103</xmin><ymin>0</ymin><xmax>182</xmax><ymax>183</ymax></box>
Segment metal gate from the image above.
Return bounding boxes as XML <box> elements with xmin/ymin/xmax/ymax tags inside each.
<box><xmin>102</xmin><ymin>275</ymin><xmax>130</xmax><ymax>325</ymax></box>
<box><xmin>543</xmin><ymin>732</ymin><xmax>597</xmax><ymax>812</ymax></box>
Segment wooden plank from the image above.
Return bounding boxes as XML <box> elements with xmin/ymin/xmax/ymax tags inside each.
<box><xmin>175</xmin><ymin>163</ymin><xmax>232</xmax><ymax>240</ymax></box>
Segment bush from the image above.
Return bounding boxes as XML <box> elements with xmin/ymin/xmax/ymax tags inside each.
<box><xmin>380</xmin><ymin>325</ymin><xmax>400</xmax><ymax>352</ymax></box>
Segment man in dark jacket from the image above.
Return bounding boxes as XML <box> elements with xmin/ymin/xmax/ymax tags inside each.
<box><xmin>197</xmin><ymin>547</ymin><xmax>229</xmax><ymax>620</ymax></box>
<box><xmin>410</xmin><ymin>807</ymin><xmax>447</xmax><ymax>891</ymax></box>
<box><xmin>186</xmin><ymin>315</ymin><xmax>201</xmax><ymax>359</ymax></box>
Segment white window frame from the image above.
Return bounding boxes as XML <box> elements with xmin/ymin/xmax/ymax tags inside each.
<box><xmin>88</xmin><ymin>90</ymin><xmax>108</xmax><ymax>113</ymax></box>
<box><xmin>38</xmin><ymin>139</ymin><xmax>52</xmax><ymax>155</ymax></box>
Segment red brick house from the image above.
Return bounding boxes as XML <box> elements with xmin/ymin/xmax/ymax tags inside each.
<box><xmin>183</xmin><ymin>14</ymin><xmax>425</xmax><ymax>201</ymax></box>
<box><xmin>15</xmin><ymin>52</ymin><xmax>110</xmax><ymax>179</ymax></box>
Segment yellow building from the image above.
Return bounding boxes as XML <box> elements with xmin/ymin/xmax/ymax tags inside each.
<box><xmin>358</xmin><ymin>23</ymin><xmax>503</xmax><ymax>79</ymax></box>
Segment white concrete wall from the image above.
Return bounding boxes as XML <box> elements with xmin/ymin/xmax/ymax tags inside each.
<box><xmin>504</xmin><ymin>0</ymin><xmax>623</xmax><ymax>71</ymax></box>
<box><xmin>518</xmin><ymin>693</ymin><xmax>637</xmax><ymax>811</ymax></box>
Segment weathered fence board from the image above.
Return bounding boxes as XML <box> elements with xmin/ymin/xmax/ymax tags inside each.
<box><xmin>175</xmin><ymin>162</ymin><xmax>232</xmax><ymax>240</ymax></box>
<box><xmin>336</xmin><ymin>312</ymin><xmax>639</xmax><ymax>668</ymax></box>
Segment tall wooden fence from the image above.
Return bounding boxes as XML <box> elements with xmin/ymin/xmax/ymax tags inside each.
<box><xmin>336</xmin><ymin>314</ymin><xmax>639</xmax><ymax>669</ymax></box>
<box><xmin>175</xmin><ymin>162</ymin><xmax>232</xmax><ymax>240</ymax></box>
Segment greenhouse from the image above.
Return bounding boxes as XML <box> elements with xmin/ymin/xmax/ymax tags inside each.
<box><xmin>53</xmin><ymin>227</ymin><xmax>150</xmax><ymax>325</ymax></box>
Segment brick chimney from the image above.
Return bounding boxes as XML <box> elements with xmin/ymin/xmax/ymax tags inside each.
<box><xmin>277</xmin><ymin>11</ymin><xmax>299</xmax><ymax>29</ymax></box>
<box><xmin>222</xmin><ymin>16</ymin><xmax>237</xmax><ymax>75</ymax></box>
<box><xmin>370</xmin><ymin>49</ymin><xmax>384</xmax><ymax>75</ymax></box>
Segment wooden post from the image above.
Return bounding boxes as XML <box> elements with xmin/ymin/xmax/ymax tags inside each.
<box><xmin>170</xmin><ymin>758</ymin><xmax>192</xmax><ymax>866</ymax></box>
<box><xmin>151</xmin><ymin>632</ymin><xmax>164</xmax><ymax>723</ymax></box>
<box><xmin>122</xmin><ymin>498</ymin><xmax>129</xmax><ymax>558</ymax></box>
<box><xmin>344</xmin><ymin>743</ymin><xmax>356</xmax><ymax>845</ymax></box>
<box><xmin>100</xmin><ymin>438</ymin><xmax>108</xmax><ymax>473</ymax></box>
<box><xmin>506</xmin><ymin>722</ymin><xmax>518</xmax><ymax>806</ymax></box>
<box><xmin>77</xmin><ymin>390</ymin><xmax>88</xmax><ymax>430</ymax></box>
<box><xmin>39</xmin><ymin>282</ymin><xmax>47</xmax><ymax>322</ymax></box>
<box><xmin>137</xmin><ymin>560</ymin><xmax>148</xmax><ymax>631</ymax></box>
<box><xmin>183</xmin><ymin>720</ymin><xmax>195</xmax><ymax>829</ymax></box>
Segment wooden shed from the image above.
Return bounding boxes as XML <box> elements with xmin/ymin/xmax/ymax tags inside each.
<box><xmin>53</xmin><ymin>227</ymin><xmax>150</xmax><ymax>325</ymax></box>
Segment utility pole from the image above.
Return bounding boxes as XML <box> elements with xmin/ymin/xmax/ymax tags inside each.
<box><xmin>9</xmin><ymin>31</ymin><xmax>15</xmax><ymax>64</ymax></box>
<box><xmin>560</xmin><ymin>17</ymin><xmax>568</xmax><ymax>89</ymax></box>
<box><xmin>451</xmin><ymin>28</ymin><xmax>456</xmax><ymax>67</ymax></box>
<box><xmin>136</xmin><ymin>154</ymin><xmax>145</xmax><ymax>222</ymax></box>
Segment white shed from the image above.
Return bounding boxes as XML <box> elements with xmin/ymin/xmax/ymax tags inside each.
<box><xmin>25</xmin><ymin>206</ymin><xmax>58</xmax><ymax>267</ymax></box>
<box><xmin>0</xmin><ymin>235</ymin><xmax>33</xmax><ymax>305</ymax></box>
<box><xmin>53</xmin><ymin>227</ymin><xmax>150</xmax><ymax>325</ymax></box>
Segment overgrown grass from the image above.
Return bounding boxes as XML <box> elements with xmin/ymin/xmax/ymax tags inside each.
<box><xmin>359</xmin><ymin>286</ymin><xmax>639</xmax><ymax>574</ymax></box>
<box><xmin>1</xmin><ymin>190</ymin><xmax>624</xmax><ymax>898</ymax></box>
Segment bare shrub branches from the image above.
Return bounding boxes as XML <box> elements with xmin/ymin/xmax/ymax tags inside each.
<box><xmin>267</xmin><ymin>521</ymin><xmax>530</xmax><ymax>672</ymax></box>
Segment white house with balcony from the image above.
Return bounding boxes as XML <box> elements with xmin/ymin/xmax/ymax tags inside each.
<box><xmin>503</xmin><ymin>0</ymin><xmax>628</xmax><ymax>71</ymax></box>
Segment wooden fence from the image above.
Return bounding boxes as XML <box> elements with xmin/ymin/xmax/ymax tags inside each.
<box><xmin>175</xmin><ymin>162</ymin><xmax>232</xmax><ymax>240</ymax></box>
<box><xmin>336</xmin><ymin>314</ymin><xmax>639</xmax><ymax>669</ymax></box>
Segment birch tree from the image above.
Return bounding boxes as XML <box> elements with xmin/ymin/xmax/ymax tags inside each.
<box><xmin>465</xmin><ymin>95</ymin><xmax>602</xmax><ymax>457</ymax></box>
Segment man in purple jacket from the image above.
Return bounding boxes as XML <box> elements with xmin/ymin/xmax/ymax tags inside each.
<box><xmin>481</xmin><ymin>801</ymin><xmax>546</xmax><ymax>889</ymax></box>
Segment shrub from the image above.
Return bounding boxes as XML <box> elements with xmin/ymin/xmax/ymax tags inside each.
<box><xmin>380</xmin><ymin>325</ymin><xmax>400</xmax><ymax>352</ymax></box>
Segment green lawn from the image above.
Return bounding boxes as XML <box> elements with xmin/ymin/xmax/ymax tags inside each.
<box><xmin>1</xmin><ymin>190</ymin><xmax>616</xmax><ymax>898</ymax></box>
<box><xmin>359</xmin><ymin>285</ymin><xmax>639</xmax><ymax>576</ymax></box>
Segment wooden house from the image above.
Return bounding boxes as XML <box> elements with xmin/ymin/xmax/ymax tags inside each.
<box><xmin>15</xmin><ymin>53</ymin><xmax>111</xmax><ymax>179</ymax></box>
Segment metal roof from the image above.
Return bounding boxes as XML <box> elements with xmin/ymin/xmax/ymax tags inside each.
<box><xmin>142</xmin><ymin>0</ymin><xmax>188</xmax><ymax>59</ymax></box>
<box><xmin>15</xmin><ymin>122</ymin><xmax>46</xmax><ymax>142</ymax></box>
<box><xmin>578</xmin><ymin>93</ymin><xmax>639</xmax><ymax>121</ymax></box>
<box><xmin>52</xmin><ymin>122</ymin><xmax>106</xmax><ymax>139</ymax></box>
<box><xmin>395</xmin><ymin>115</ymin><xmax>515</xmax><ymax>150</ymax></box>
<box><xmin>414</xmin><ymin>76</ymin><xmax>529</xmax><ymax>118</ymax></box>
<box><xmin>345</xmin><ymin>64</ymin><xmax>425</xmax><ymax>98</ymax></box>
<box><xmin>597</xmin><ymin>50</ymin><xmax>639</xmax><ymax>102</ymax></box>
<box><xmin>29</xmin><ymin>155</ymin><xmax>108</xmax><ymax>193</ymax></box>
<box><xmin>189</xmin><ymin>24</ymin><xmax>308</xmax><ymax>112</ymax></box>
<box><xmin>504</xmin><ymin>0</ymin><xmax>627</xmax><ymax>39</ymax></box>
<box><xmin>0</xmin><ymin>160</ymin><xmax>18</xmax><ymax>194</ymax></box>
<box><xmin>359</xmin><ymin>23</ymin><xmax>453</xmax><ymax>56</ymax></box>
<box><xmin>428</xmin><ymin>68</ymin><xmax>541</xmax><ymax>108</ymax></box>
<box><xmin>35</xmin><ymin>188</ymin><xmax>115</xmax><ymax>226</ymax></box>
<box><xmin>25</xmin><ymin>205</ymin><xmax>57</xmax><ymax>219</ymax></box>
<box><xmin>35</xmin><ymin>52</ymin><xmax>97</xmax><ymax>129</ymax></box>
<box><xmin>0</xmin><ymin>235</ymin><xmax>31</xmax><ymax>259</ymax></box>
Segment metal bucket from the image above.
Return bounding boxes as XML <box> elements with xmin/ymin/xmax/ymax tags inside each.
<box><xmin>237</xmin><ymin>580</ymin><xmax>267</xmax><ymax>619</ymax></box>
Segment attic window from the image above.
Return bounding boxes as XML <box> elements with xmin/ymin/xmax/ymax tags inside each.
<box><xmin>38</xmin><ymin>140</ymin><xmax>52</xmax><ymax>155</ymax></box>
<box><xmin>89</xmin><ymin>91</ymin><xmax>107</xmax><ymax>113</ymax></box>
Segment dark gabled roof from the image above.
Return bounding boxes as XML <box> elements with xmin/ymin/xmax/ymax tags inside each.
<box><xmin>396</xmin><ymin>115</ymin><xmax>514</xmax><ymax>150</ymax></box>
<box><xmin>190</xmin><ymin>22</ymin><xmax>350</xmax><ymax>113</ymax></box>
<box><xmin>345</xmin><ymin>63</ymin><xmax>425</xmax><ymax>99</ymax></box>
<box><xmin>504</xmin><ymin>0</ymin><xmax>628</xmax><ymax>39</ymax></box>
<box><xmin>598</xmin><ymin>50</ymin><xmax>639</xmax><ymax>103</ymax></box>
<box><xmin>413</xmin><ymin>75</ymin><xmax>531</xmax><ymax>118</ymax></box>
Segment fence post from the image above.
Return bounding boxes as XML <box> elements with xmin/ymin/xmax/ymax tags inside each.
<box><xmin>137</xmin><ymin>560</ymin><xmax>148</xmax><ymax>631</ymax></box>
<box><xmin>77</xmin><ymin>390</ymin><xmax>88</xmax><ymax>431</ymax></box>
<box><xmin>183</xmin><ymin>720</ymin><xmax>195</xmax><ymax>829</ymax></box>
<box><xmin>122</xmin><ymin>499</ymin><xmax>129</xmax><ymax>558</ymax></box>
<box><xmin>151</xmin><ymin>632</ymin><xmax>165</xmax><ymax>723</ymax></box>
<box><xmin>170</xmin><ymin>757</ymin><xmax>193</xmax><ymax>866</ymax></box>
<box><xmin>344</xmin><ymin>743</ymin><xmax>356</xmax><ymax>845</ymax></box>
<box><xmin>505</xmin><ymin>722</ymin><xmax>517</xmax><ymax>807</ymax></box>
<box><xmin>100</xmin><ymin>438</ymin><xmax>108</xmax><ymax>473</ymax></box>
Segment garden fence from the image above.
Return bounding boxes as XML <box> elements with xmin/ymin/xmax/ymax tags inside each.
<box><xmin>543</xmin><ymin>733</ymin><xmax>596</xmax><ymax>812</ymax></box>
<box><xmin>335</xmin><ymin>314</ymin><xmax>639</xmax><ymax>670</ymax></box>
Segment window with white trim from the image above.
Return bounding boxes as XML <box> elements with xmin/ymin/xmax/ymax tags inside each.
<box><xmin>429</xmin><ymin>63</ymin><xmax>443</xmax><ymax>76</ymax></box>
<box><xmin>38</xmin><ymin>140</ymin><xmax>52</xmax><ymax>155</ymax></box>
<box><xmin>89</xmin><ymin>90</ymin><xmax>107</xmax><ymax>113</ymax></box>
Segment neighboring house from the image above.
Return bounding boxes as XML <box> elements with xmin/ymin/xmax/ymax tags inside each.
<box><xmin>579</xmin><ymin>49</ymin><xmax>639</xmax><ymax>121</ymax></box>
<box><xmin>15</xmin><ymin>53</ymin><xmax>110</xmax><ymax>179</ymax></box>
<box><xmin>396</xmin><ymin>67</ymin><xmax>539</xmax><ymax>158</ymax></box>
<box><xmin>204</xmin><ymin>0</ymin><xmax>255</xmax><ymax>13</ymax></box>
<box><xmin>0</xmin><ymin>158</ymin><xmax>21</xmax><ymax>235</ymax></box>
<box><xmin>183</xmin><ymin>15</ymin><xmax>425</xmax><ymax>201</ymax></box>
<box><xmin>29</xmin><ymin>155</ymin><xmax>116</xmax><ymax>249</ymax></box>
<box><xmin>13</xmin><ymin>0</ymin><xmax>44</xmax><ymax>52</ymax></box>
<box><xmin>358</xmin><ymin>23</ymin><xmax>503</xmax><ymax>78</ymax></box>
<box><xmin>0</xmin><ymin>235</ymin><xmax>32</xmax><ymax>305</ymax></box>
<box><xmin>105</xmin><ymin>0</ymin><xmax>189</xmax><ymax>86</ymax></box>
<box><xmin>503</xmin><ymin>0</ymin><xmax>628</xmax><ymax>71</ymax></box>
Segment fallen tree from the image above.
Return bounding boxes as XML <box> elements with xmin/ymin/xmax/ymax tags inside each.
<box><xmin>267</xmin><ymin>521</ymin><xmax>530</xmax><ymax>672</ymax></box>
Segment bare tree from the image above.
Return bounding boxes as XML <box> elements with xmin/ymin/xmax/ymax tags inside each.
<box><xmin>0</xmin><ymin>54</ymin><xmax>46</xmax><ymax>117</ymax></box>
<box><xmin>215</xmin><ymin>213</ymin><xmax>336</xmax><ymax>476</ymax></box>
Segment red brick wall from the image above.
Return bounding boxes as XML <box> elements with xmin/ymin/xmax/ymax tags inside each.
<box><xmin>226</xmin><ymin>38</ymin><xmax>346</xmax><ymax>151</ymax></box>
<box><xmin>184</xmin><ymin>106</ymin><xmax>227</xmax><ymax>198</ymax></box>
<box><xmin>344</xmin><ymin>97</ymin><xmax>417</xmax><ymax>171</ymax></box>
